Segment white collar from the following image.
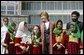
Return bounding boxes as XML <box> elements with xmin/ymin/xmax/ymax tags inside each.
<box><xmin>45</xmin><ymin>21</ymin><xmax>49</xmax><ymax>30</ymax></box>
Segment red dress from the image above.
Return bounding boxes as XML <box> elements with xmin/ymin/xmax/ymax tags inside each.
<box><xmin>66</xmin><ymin>34</ymin><xmax>80</xmax><ymax>54</ymax></box>
<box><xmin>52</xmin><ymin>31</ymin><xmax>67</xmax><ymax>54</ymax></box>
<box><xmin>32</xmin><ymin>45</ymin><xmax>42</xmax><ymax>54</ymax></box>
<box><xmin>31</xmin><ymin>35</ymin><xmax>42</xmax><ymax>54</ymax></box>
<box><xmin>4</xmin><ymin>32</ymin><xmax>15</xmax><ymax>54</ymax></box>
<box><xmin>14</xmin><ymin>37</ymin><xmax>30</xmax><ymax>54</ymax></box>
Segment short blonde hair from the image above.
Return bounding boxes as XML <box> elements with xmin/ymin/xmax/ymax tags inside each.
<box><xmin>40</xmin><ymin>11</ymin><xmax>49</xmax><ymax>20</ymax></box>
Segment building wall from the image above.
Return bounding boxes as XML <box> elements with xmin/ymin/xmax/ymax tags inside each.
<box><xmin>1</xmin><ymin>1</ymin><xmax>83</xmax><ymax>29</ymax></box>
<box><xmin>21</xmin><ymin>1</ymin><xmax>83</xmax><ymax>27</ymax></box>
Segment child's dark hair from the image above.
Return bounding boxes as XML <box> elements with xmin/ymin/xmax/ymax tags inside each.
<box><xmin>24</xmin><ymin>22</ymin><xmax>27</xmax><ymax>25</ymax></box>
<box><xmin>33</xmin><ymin>25</ymin><xmax>40</xmax><ymax>33</ymax></box>
<box><xmin>33</xmin><ymin>25</ymin><xmax>40</xmax><ymax>31</ymax></box>
<box><xmin>12</xmin><ymin>22</ymin><xmax>16</xmax><ymax>26</ymax></box>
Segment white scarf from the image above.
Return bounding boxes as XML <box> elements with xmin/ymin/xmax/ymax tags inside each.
<box><xmin>15</xmin><ymin>21</ymin><xmax>31</xmax><ymax>44</ymax></box>
<box><xmin>1</xmin><ymin>22</ymin><xmax>8</xmax><ymax>54</ymax></box>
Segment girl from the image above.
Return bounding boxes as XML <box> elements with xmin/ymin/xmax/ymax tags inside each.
<box><xmin>52</xmin><ymin>19</ymin><xmax>67</xmax><ymax>54</ymax></box>
<box><xmin>31</xmin><ymin>25</ymin><xmax>42</xmax><ymax>54</ymax></box>
<box><xmin>4</xmin><ymin>22</ymin><xmax>16</xmax><ymax>54</ymax></box>
<box><xmin>14</xmin><ymin>21</ymin><xmax>31</xmax><ymax>54</ymax></box>
<box><xmin>67</xmin><ymin>22</ymin><xmax>80</xmax><ymax>54</ymax></box>
<box><xmin>1</xmin><ymin>17</ymin><xmax>9</xmax><ymax>54</ymax></box>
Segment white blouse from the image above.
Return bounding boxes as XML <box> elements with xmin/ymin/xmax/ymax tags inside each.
<box><xmin>45</xmin><ymin>21</ymin><xmax>49</xmax><ymax>30</ymax></box>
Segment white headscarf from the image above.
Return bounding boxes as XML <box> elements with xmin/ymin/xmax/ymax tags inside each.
<box><xmin>1</xmin><ymin>21</ymin><xmax>8</xmax><ymax>54</ymax></box>
<box><xmin>1</xmin><ymin>21</ymin><xmax>8</xmax><ymax>44</ymax></box>
<box><xmin>15</xmin><ymin>21</ymin><xmax>31</xmax><ymax>43</ymax></box>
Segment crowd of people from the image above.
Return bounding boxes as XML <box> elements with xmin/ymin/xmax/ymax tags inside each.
<box><xmin>1</xmin><ymin>11</ymin><xmax>83</xmax><ymax>54</ymax></box>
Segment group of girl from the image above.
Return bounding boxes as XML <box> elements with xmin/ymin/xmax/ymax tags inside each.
<box><xmin>1</xmin><ymin>11</ymin><xmax>83</xmax><ymax>54</ymax></box>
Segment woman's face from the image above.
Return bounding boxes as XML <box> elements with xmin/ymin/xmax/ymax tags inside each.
<box><xmin>33</xmin><ymin>26</ymin><xmax>39</xmax><ymax>34</ymax></box>
<box><xmin>57</xmin><ymin>22</ymin><xmax>62</xmax><ymax>29</ymax></box>
<box><xmin>41</xmin><ymin>15</ymin><xmax>47</xmax><ymax>22</ymax></box>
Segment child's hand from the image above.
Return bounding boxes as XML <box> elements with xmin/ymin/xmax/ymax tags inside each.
<box><xmin>57</xmin><ymin>44</ymin><xmax>62</xmax><ymax>50</ymax></box>
<box><xmin>36</xmin><ymin>39</ymin><xmax>39</xmax><ymax>42</ymax></box>
<box><xmin>26</xmin><ymin>46</ymin><xmax>29</xmax><ymax>52</ymax></box>
<box><xmin>33</xmin><ymin>45</ymin><xmax>37</xmax><ymax>47</ymax></box>
<box><xmin>20</xmin><ymin>46</ymin><xmax>26</xmax><ymax>51</ymax></box>
<box><xmin>5</xmin><ymin>49</ymin><xmax>8</xmax><ymax>54</ymax></box>
<box><xmin>65</xmin><ymin>49</ymin><xmax>68</xmax><ymax>54</ymax></box>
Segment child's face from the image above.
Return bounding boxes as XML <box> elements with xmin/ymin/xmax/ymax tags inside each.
<box><xmin>70</xmin><ymin>24</ymin><xmax>76</xmax><ymax>32</ymax></box>
<box><xmin>12</xmin><ymin>24</ymin><xmax>16</xmax><ymax>31</ymax></box>
<box><xmin>33</xmin><ymin>26</ymin><xmax>39</xmax><ymax>34</ymax></box>
<box><xmin>57</xmin><ymin>22</ymin><xmax>62</xmax><ymax>29</ymax></box>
